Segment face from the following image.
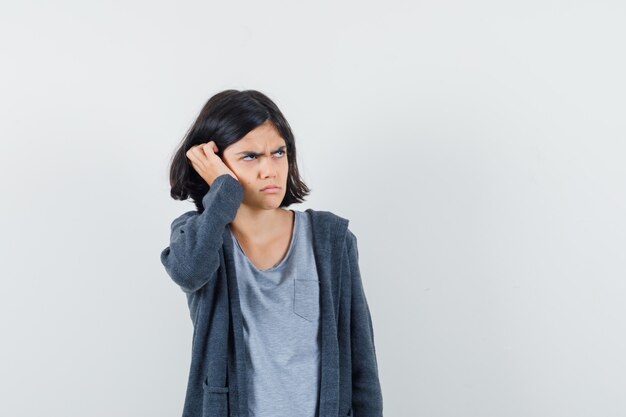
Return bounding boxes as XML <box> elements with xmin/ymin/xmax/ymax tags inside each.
<box><xmin>222</xmin><ymin>120</ymin><xmax>289</xmax><ymax>210</ymax></box>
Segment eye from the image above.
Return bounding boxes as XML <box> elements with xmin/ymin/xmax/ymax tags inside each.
<box><xmin>242</xmin><ymin>150</ymin><xmax>286</xmax><ymax>161</ymax></box>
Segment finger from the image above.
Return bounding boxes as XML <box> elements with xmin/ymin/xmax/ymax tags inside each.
<box><xmin>186</xmin><ymin>147</ymin><xmax>204</xmax><ymax>168</ymax></box>
<box><xmin>186</xmin><ymin>144</ymin><xmax>200</xmax><ymax>159</ymax></box>
<box><xmin>205</xmin><ymin>140</ymin><xmax>218</xmax><ymax>153</ymax></box>
<box><xmin>185</xmin><ymin>146</ymin><xmax>196</xmax><ymax>162</ymax></box>
<box><xmin>188</xmin><ymin>145</ymin><xmax>207</xmax><ymax>163</ymax></box>
<box><xmin>201</xmin><ymin>143</ymin><xmax>216</xmax><ymax>157</ymax></box>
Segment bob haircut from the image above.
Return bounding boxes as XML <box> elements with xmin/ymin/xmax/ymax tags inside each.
<box><xmin>166</xmin><ymin>89</ymin><xmax>311</xmax><ymax>213</ymax></box>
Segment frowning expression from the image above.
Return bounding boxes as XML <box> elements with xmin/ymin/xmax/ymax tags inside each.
<box><xmin>222</xmin><ymin>120</ymin><xmax>289</xmax><ymax>209</ymax></box>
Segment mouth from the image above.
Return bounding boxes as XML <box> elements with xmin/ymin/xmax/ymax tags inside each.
<box><xmin>260</xmin><ymin>185</ymin><xmax>281</xmax><ymax>191</ymax></box>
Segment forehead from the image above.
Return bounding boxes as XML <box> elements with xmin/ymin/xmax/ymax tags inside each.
<box><xmin>236</xmin><ymin>121</ymin><xmax>285</xmax><ymax>147</ymax></box>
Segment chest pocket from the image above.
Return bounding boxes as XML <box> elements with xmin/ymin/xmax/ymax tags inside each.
<box><xmin>293</xmin><ymin>279</ymin><xmax>320</xmax><ymax>322</ymax></box>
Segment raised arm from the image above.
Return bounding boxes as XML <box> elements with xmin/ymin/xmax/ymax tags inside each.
<box><xmin>160</xmin><ymin>174</ymin><xmax>243</xmax><ymax>293</ymax></box>
<box><xmin>347</xmin><ymin>230</ymin><xmax>384</xmax><ymax>416</ymax></box>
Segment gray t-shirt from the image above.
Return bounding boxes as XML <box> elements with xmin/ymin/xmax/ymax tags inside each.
<box><xmin>227</xmin><ymin>209</ymin><xmax>321</xmax><ymax>417</ymax></box>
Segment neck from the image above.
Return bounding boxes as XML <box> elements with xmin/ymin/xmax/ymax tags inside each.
<box><xmin>229</xmin><ymin>205</ymin><xmax>292</xmax><ymax>244</ymax></box>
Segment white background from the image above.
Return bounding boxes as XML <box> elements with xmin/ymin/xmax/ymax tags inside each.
<box><xmin>1</xmin><ymin>1</ymin><xmax>625</xmax><ymax>416</ymax></box>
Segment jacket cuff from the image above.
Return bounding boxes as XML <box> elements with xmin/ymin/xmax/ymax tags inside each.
<box><xmin>202</xmin><ymin>174</ymin><xmax>244</xmax><ymax>211</ymax></box>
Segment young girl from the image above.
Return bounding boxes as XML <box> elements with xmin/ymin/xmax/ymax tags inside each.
<box><xmin>160</xmin><ymin>89</ymin><xmax>383</xmax><ymax>417</ymax></box>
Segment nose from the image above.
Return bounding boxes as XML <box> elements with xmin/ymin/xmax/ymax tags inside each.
<box><xmin>260</xmin><ymin>156</ymin><xmax>278</xmax><ymax>178</ymax></box>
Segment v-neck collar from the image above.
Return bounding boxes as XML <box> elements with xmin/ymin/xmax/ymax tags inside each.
<box><xmin>227</xmin><ymin>209</ymin><xmax>297</xmax><ymax>272</ymax></box>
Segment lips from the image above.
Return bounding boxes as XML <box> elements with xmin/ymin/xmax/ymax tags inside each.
<box><xmin>260</xmin><ymin>185</ymin><xmax>280</xmax><ymax>191</ymax></box>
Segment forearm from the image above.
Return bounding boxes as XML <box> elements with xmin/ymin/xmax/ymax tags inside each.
<box><xmin>160</xmin><ymin>174</ymin><xmax>243</xmax><ymax>293</ymax></box>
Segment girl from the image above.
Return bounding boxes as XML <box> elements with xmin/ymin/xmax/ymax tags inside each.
<box><xmin>160</xmin><ymin>89</ymin><xmax>383</xmax><ymax>417</ymax></box>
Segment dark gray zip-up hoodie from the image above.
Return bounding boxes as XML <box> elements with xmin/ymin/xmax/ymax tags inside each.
<box><xmin>160</xmin><ymin>174</ymin><xmax>383</xmax><ymax>417</ymax></box>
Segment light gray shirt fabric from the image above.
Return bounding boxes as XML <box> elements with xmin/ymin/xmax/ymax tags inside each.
<box><xmin>226</xmin><ymin>209</ymin><xmax>321</xmax><ymax>417</ymax></box>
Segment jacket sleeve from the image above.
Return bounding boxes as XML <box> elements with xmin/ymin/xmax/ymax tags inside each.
<box><xmin>346</xmin><ymin>230</ymin><xmax>384</xmax><ymax>416</ymax></box>
<box><xmin>160</xmin><ymin>174</ymin><xmax>244</xmax><ymax>294</ymax></box>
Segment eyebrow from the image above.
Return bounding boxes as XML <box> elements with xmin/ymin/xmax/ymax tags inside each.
<box><xmin>236</xmin><ymin>145</ymin><xmax>286</xmax><ymax>156</ymax></box>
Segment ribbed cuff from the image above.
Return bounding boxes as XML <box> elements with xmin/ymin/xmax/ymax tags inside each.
<box><xmin>202</xmin><ymin>174</ymin><xmax>244</xmax><ymax>210</ymax></box>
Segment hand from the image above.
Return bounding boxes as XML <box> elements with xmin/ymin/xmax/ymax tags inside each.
<box><xmin>186</xmin><ymin>141</ymin><xmax>239</xmax><ymax>186</ymax></box>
